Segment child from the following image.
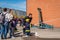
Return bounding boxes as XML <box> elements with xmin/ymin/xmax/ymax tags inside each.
<box><xmin>9</xmin><ymin>18</ymin><xmax>15</xmax><ymax>38</ymax></box>
<box><xmin>23</xmin><ymin>13</ymin><xmax>32</xmax><ymax>37</ymax></box>
<box><xmin>24</xmin><ymin>19</ymin><xmax>30</xmax><ymax>36</ymax></box>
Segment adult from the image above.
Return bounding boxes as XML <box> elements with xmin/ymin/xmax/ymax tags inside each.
<box><xmin>0</xmin><ymin>13</ymin><xmax>4</xmax><ymax>39</ymax></box>
<box><xmin>1</xmin><ymin>8</ymin><xmax>9</xmax><ymax>39</ymax></box>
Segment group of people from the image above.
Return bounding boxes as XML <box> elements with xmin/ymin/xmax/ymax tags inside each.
<box><xmin>0</xmin><ymin>8</ymin><xmax>32</xmax><ymax>39</ymax></box>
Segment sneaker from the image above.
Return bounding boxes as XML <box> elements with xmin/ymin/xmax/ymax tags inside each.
<box><xmin>23</xmin><ymin>35</ymin><xmax>28</xmax><ymax>37</ymax></box>
<box><xmin>1</xmin><ymin>36</ymin><xmax>4</xmax><ymax>39</ymax></box>
<box><xmin>12</xmin><ymin>37</ymin><xmax>15</xmax><ymax>39</ymax></box>
<box><xmin>8</xmin><ymin>36</ymin><xmax>12</xmax><ymax>38</ymax></box>
<box><xmin>1</xmin><ymin>37</ymin><xmax>4</xmax><ymax>39</ymax></box>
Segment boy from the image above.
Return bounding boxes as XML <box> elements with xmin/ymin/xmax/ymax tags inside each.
<box><xmin>23</xmin><ymin>13</ymin><xmax>32</xmax><ymax>37</ymax></box>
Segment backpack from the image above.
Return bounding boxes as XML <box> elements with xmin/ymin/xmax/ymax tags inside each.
<box><xmin>0</xmin><ymin>13</ymin><xmax>4</xmax><ymax>23</ymax></box>
<box><xmin>2</xmin><ymin>12</ymin><xmax>7</xmax><ymax>22</ymax></box>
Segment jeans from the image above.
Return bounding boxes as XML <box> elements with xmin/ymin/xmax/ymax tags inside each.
<box><xmin>0</xmin><ymin>23</ymin><xmax>3</xmax><ymax>37</ymax></box>
<box><xmin>1</xmin><ymin>22</ymin><xmax>9</xmax><ymax>38</ymax></box>
<box><xmin>9</xmin><ymin>27</ymin><xmax>14</xmax><ymax>37</ymax></box>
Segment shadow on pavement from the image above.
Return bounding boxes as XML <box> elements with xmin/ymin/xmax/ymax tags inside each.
<box><xmin>23</xmin><ymin>36</ymin><xmax>60</xmax><ymax>40</ymax></box>
<box><xmin>14</xmin><ymin>32</ymin><xmax>23</xmax><ymax>37</ymax></box>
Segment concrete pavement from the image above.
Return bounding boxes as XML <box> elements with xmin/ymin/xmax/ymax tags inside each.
<box><xmin>31</xmin><ymin>28</ymin><xmax>60</xmax><ymax>38</ymax></box>
<box><xmin>0</xmin><ymin>26</ymin><xmax>60</xmax><ymax>40</ymax></box>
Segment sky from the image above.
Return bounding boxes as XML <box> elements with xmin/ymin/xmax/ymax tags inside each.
<box><xmin>0</xmin><ymin>0</ymin><xmax>26</xmax><ymax>11</ymax></box>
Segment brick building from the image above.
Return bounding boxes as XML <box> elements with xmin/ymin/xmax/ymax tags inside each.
<box><xmin>27</xmin><ymin>0</ymin><xmax>60</xmax><ymax>28</ymax></box>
